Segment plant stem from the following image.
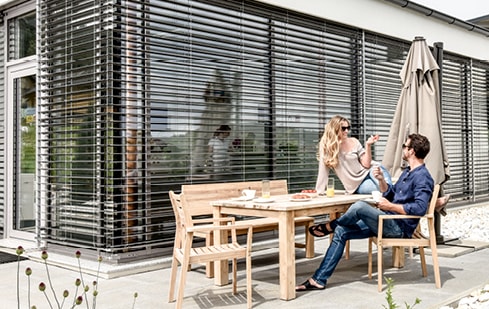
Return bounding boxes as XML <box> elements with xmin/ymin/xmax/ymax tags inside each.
<box><xmin>76</xmin><ymin>258</ymin><xmax>90</xmax><ymax>309</ymax></box>
<box><xmin>42</xmin><ymin>290</ymin><xmax>55</xmax><ymax>309</ymax></box>
<box><xmin>28</xmin><ymin>276</ymin><xmax>31</xmax><ymax>309</ymax></box>
<box><xmin>44</xmin><ymin>260</ymin><xmax>61</xmax><ymax>308</ymax></box>
<box><xmin>17</xmin><ymin>257</ymin><xmax>20</xmax><ymax>309</ymax></box>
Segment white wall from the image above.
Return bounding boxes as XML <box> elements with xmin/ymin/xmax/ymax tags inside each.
<box><xmin>256</xmin><ymin>0</ymin><xmax>489</xmax><ymax>61</ymax></box>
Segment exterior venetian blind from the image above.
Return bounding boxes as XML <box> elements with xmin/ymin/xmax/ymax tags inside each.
<box><xmin>441</xmin><ymin>53</ymin><xmax>472</xmax><ymax>198</ymax></box>
<box><xmin>37</xmin><ymin>0</ymin><xmax>489</xmax><ymax>259</ymax></box>
<box><xmin>471</xmin><ymin>60</ymin><xmax>489</xmax><ymax>198</ymax></box>
<box><xmin>442</xmin><ymin>54</ymin><xmax>489</xmax><ymax>200</ymax></box>
<box><xmin>364</xmin><ymin>34</ymin><xmax>411</xmax><ymax>161</ymax></box>
<box><xmin>0</xmin><ymin>23</ymin><xmax>4</xmax><ymax>236</ymax></box>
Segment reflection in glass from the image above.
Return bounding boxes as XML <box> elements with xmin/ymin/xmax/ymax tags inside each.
<box><xmin>15</xmin><ymin>74</ymin><xmax>36</xmax><ymax>231</ymax></box>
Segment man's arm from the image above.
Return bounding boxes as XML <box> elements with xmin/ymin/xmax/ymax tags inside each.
<box><xmin>376</xmin><ymin>199</ymin><xmax>406</xmax><ymax>215</ymax></box>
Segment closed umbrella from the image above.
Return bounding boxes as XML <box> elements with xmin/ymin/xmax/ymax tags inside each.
<box><xmin>382</xmin><ymin>36</ymin><xmax>450</xmax><ymax>186</ymax></box>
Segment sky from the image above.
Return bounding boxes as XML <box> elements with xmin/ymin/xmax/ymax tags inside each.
<box><xmin>411</xmin><ymin>0</ymin><xmax>489</xmax><ymax>20</ymax></box>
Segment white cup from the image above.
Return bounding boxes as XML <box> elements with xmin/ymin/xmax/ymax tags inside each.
<box><xmin>372</xmin><ymin>190</ymin><xmax>382</xmax><ymax>202</ymax></box>
<box><xmin>242</xmin><ymin>189</ymin><xmax>256</xmax><ymax>199</ymax></box>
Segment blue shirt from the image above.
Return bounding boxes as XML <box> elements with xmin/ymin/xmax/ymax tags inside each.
<box><xmin>383</xmin><ymin>164</ymin><xmax>434</xmax><ymax>237</ymax></box>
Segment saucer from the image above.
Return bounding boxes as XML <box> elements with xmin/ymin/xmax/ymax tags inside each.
<box><xmin>253</xmin><ymin>198</ymin><xmax>275</xmax><ymax>203</ymax></box>
<box><xmin>231</xmin><ymin>196</ymin><xmax>254</xmax><ymax>201</ymax></box>
<box><xmin>364</xmin><ymin>198</ymin><xmax>378</xmax><ymax>205</ymax></box>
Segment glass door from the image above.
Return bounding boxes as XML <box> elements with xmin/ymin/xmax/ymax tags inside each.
<box><xmin>7</xmin><ymin>64</ymin><xmax>37</xmax><ymax>240</ymax></box>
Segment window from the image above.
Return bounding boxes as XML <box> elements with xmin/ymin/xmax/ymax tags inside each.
<box><xmin>8</xmin><ymin>11</ymin><xmax>36</xmax><ymax>60</ymax></box>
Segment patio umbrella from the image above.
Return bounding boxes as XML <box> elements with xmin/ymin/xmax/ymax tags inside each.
<box><xmin>382</xmin><ymin>36</ymin><xmax>450</xmax><ymax>186</ymax></box>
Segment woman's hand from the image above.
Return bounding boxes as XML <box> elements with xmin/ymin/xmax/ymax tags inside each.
<box><xmin>366</xmin><ymin>134</ymin><xmax>380</xmax><ymax>146</ymax></box>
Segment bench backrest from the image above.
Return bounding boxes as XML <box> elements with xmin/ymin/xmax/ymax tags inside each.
<box><xmin>181</xmin><ymin>180</ymin><xmax>288</xmax><ymax>217</ymax></box>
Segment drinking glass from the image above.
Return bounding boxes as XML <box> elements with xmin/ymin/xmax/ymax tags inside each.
<box><xmin>326</xmin><ymin>178</ymin><xmax>335</xmax><ymax>197</ymax></box>
<box><xmin>262</xmin><ymin>180</ymin><xmax>270</xmax><ymax>198</ymax></box>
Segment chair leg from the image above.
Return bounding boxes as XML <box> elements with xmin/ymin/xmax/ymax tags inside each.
<box><xmin>368</xmin><ymin>238</ymin><xmax>373</xmax><ymax>279</ymax></box>
<box><xmin>246</xmin><ymin>252</ymin><xmax>252</xmax><ymax>309</ymax></box>
<box><xmin>176</xmin><ymin>260</ymin><xmax>189</xmax><ymax>309</ymax></box>
<box><xmin>392</xmin><ymin>246</ymin><xmax>405</xmax><ymax>268</ymax></box>
<box><xmin>168</xmin><ymin>255</ymin><xmax>179</xmax><ymax>303</ymax></box>
<box><xmin>205</xmin><ymin>234</ymin><xmax>214</xmax><ymax>278</ymax></box>
<box><xmin>377</xmin><ymin>244</ymin><xmax>383</xmax><ymax>292</ymax></box>
<box><xmin>419</xmin><ymin>247</ymin><xmax>427</xmax><ymax>277</ymax></box>
<box><xmin>232</xmin><ymin>258</ymin><xmax>237</xmax><ymax>295</ymax></box>
<box><xmin>429</xmin><ymin>238</ymin><xmax>442</xmax><ymax>288</ymax></box>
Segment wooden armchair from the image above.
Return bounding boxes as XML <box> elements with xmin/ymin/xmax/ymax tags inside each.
<box><xmin>168</xmin><ymin>190</ymin><xmax>253</xmax><ymax>309</ymax></box>
<box><xmin>181</xmin><ymin>179</ymin><xmax>314</xmax><ymax>278</ymax></box>
<box><xmin>368</xmin><ymin>184</ymin><xmax>441</xmax><ymax>292</ymax></box>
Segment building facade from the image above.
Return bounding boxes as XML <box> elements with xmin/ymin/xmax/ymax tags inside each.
<box><xmin>0</xmin><ymin>0</ymin><xmax>488</xmax><ymax>262</ymax></box>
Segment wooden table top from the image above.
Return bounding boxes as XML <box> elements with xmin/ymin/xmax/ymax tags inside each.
<box><xmin>211</xmin><ymin>192</ymin><xmax>370</xmax><ymax>212</ymax></box>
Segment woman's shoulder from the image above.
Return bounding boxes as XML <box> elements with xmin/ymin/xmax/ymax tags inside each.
<box><xmin>347</xmin><ymin>137</ymin><xmax>361</xmax><ymax>146</ymax></box>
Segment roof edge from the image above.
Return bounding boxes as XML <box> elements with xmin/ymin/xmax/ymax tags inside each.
<box><xmin>384</xmin><ymin>0</ymin><xmax>489</xmax><ymax>37</ymax></box>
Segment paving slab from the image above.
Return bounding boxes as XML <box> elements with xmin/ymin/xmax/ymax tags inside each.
<box><xmin>1</xmin><ymin>236</ymin><xmax>489</xmax><ymax>309</ymax></box>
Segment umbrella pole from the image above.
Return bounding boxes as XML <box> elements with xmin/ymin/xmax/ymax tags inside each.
<box><xmin>435</xmin><ymin>212</ymin><xmax>447</xmax><ymax>244</ymax></box>
<box><xmin>432</xmin><ymin>41</ymin><xmax>453</xmax><ymax>245</ymax></box>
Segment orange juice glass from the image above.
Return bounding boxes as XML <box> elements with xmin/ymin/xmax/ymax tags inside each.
<box><xmin>326</xmin><ymin>178</ymin><xmax>335</xmax><ymax>197</ymax></box>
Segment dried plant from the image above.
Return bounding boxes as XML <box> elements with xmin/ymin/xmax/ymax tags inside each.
<box><xmin>16</xmin><ymin>246</ymin><xmax>138</xmax><ymax>309</ymax></box>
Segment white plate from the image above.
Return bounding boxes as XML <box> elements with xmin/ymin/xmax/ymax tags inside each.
<box><xmin>290</xmin><ymin>197</ymin><xmax>312</xmax><ymax>202</ymax></box>
<box><xmin>231</xmin><ymin>196</ymin><xmax>254</xmax><ymax>201</ymax></box>
<box><xmin>253</xmin><ymin>198</ymin><xmax>275</xmax><ymax>203</ymax></box>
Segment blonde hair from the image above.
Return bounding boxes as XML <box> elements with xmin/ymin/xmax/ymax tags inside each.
<box><xmin>319</xmin><ymin>115</ymin><xmax>349</xmax><ymax>169</ymax></box>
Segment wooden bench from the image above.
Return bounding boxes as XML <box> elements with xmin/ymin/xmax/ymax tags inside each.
<box><xmin>181</xmin><ymin>179</ymin><xmax>315</xmax><ymax>277</ymax></box>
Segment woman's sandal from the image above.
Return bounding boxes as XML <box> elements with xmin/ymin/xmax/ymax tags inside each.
<box><xmin>308</xmin><ymin>223</ymin><xmax>332</xmax><ymax>237</ymax></box>
<box><xmin>296</xmin><ymin>279</ymin><xmax>326</xmax><ymax>291</ymax></box>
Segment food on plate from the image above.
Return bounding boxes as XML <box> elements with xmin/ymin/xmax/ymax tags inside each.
<box><xmin>301</xmin><ymin>189</ymin><xmax>317</xmax><ymax>193</ymax></box>
<box><xmin>292</xmin><ymin>193</ymin><xmax>311</xmax><ymax>199</ymax></box>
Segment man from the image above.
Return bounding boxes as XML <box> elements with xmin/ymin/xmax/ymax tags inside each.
<box><xmin>296</xmin><ymin>133</ymin><xmax>434</xmax><ymax>291</ymax></box>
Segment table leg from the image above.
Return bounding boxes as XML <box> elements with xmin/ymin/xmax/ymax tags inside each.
<box><xmin>213</xmin><ymin>206</ymin><xmax>229</xmax><ymax>286</ymax></box>
<box><xmin>278</xmin><ymin>211</ymin><xmax>296</xmax><ymax>300</ymax></box>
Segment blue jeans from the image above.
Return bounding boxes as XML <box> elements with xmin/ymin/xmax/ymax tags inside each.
<box><xmin>311</xmin><ymin>201</ymin><xmax>403</xmax><ymax>286</ymax></box>
<box><xmin>355</xmin><ymin>165</ymin><xmax>392</xmax><ymax>194</ymax></box>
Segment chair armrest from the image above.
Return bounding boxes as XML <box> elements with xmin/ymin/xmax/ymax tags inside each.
<box><xmin>193</xmin><ymin>217</ymin><xmax>235</xmax><ymax>225</ymax></box>
<box><xmin>188</xmin><ymin>224</ymin><xmax>253</xmax><ymax>234</ymax></box>
<box><xmin>379</xmin><ymin>214</ymin><xmax>423</xmax><ymax>220</ymax></box>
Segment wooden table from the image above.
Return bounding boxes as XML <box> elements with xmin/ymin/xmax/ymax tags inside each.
<box><xmin>212</xmin><ymin>193</ymin><xmax>369</xmax><ymax>300</ymax></box>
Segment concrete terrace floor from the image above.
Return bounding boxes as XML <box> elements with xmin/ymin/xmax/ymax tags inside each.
<box><xmin>1</xmin><ymin>234</ymin><xmax>489</xmax><ymax>309</ymax></box>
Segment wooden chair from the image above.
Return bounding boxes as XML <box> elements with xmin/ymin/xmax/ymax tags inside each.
<box><xmin>181</xmin><ymin>180</ymin><xmax>314</xmax><ymax>277</ymax></box>
<box><xmin>368</xmin><ymin>184</ymin><xmax>441</xmax><ymax>292</ymax></box>
<box><xmin>168</xmin><ymin>190</ymin><xmax>253</xmax><ymax>309</ymax></box>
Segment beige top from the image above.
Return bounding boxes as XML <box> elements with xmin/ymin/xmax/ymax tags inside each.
<box><xmin>315</xmin><ymin>139</ymin><xmax>370</xmax><ymax>194</ymax></box>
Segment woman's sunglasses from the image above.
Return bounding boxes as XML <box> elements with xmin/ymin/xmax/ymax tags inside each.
<box><xmin>341</xmin><ymin>126</ymin><xmax>351</xmax><ymax>132</ymax></box>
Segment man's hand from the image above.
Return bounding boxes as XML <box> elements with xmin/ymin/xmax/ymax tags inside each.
<box><xmin>372</xmin><ymin>165</ymin><xmax>384</xmax><ymax>181</ymax></box>
<box><xmin>372</xmin><ymin>165</ymin><xmax>389</xmax><ymax>193</ymax></box>
<box><xmin>377</xmin><ymin>198</ymin><xmax>406</xmax><ymax>215</ymax></box>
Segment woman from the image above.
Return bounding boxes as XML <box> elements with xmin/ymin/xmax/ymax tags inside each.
<box><xmin>315</xmin><ymin>115</ymin><xmax>392</xmax><ymax>196</ymax></box>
